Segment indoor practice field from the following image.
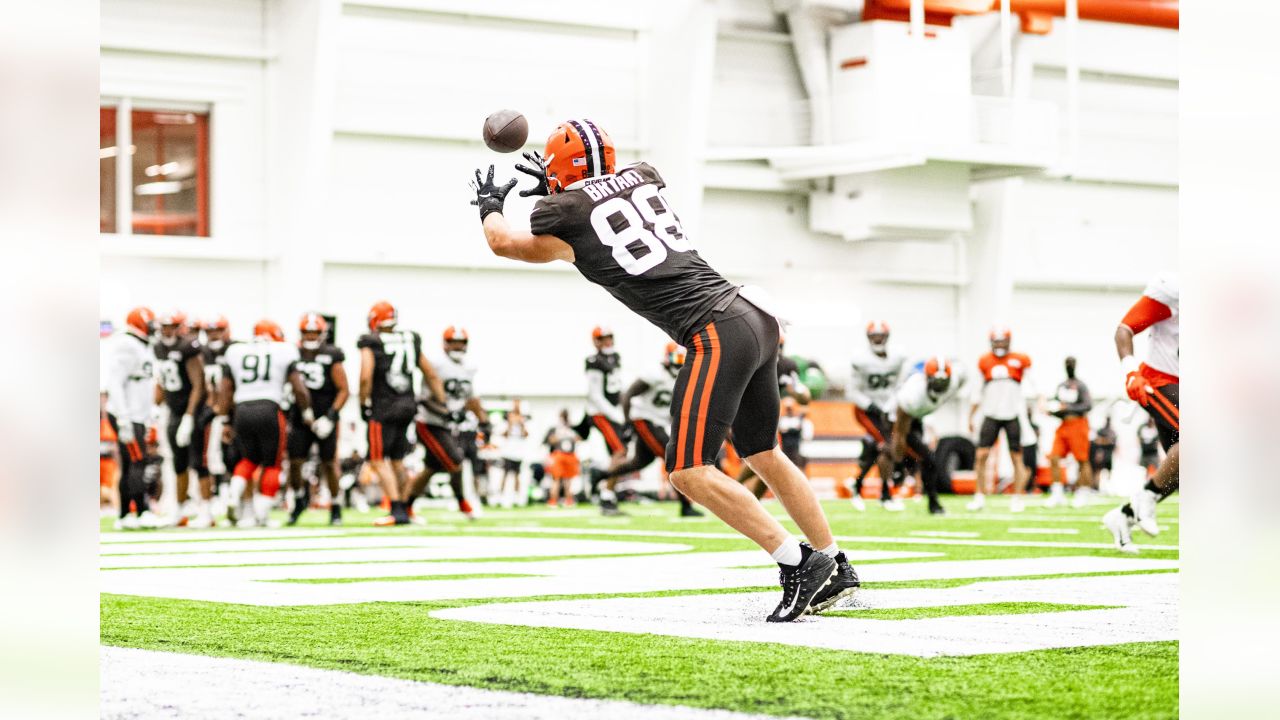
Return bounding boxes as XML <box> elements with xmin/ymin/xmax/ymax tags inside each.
<box><xmin>100</xmin><ymin>497</ymin><xmax>1178</xmax><ymax>720</ymax></box>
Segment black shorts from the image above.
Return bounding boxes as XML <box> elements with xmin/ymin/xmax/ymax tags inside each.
<box><xmin>288</xmin><ymin>419</ymin><xmax>339</xmax><ymax>462</ymax></box>
<box><xmin>191</xmin><ymin>405</ymin><xmax>216</xmax><ymax>476</ymax></box>
<box><xmin>502</xmin><ymin>458</ymin><xmax>523</xmax><ymax>473</ymax></box>
<box><xmin>165</xmin><ymin>411</ymin><xmax>196</xmax><ymax>475</ymax></box>
<box><xmin>631</xmin><ymin>419</ymin><xmax>670</xmax><ymax>468</ymax></box>
<box><xmin>1146</xmin><ymin>383</ymin><xmax>1179</xmax><ymax>451</ymax></box>
<box><xmin>367</xmin><ymin>418</ymin><xmax>411</xmax><ymax>461</ymax></box>
<box><xmin>666</xmin><ymin>296</ymin><xmax>781</xmax><ymax>472</ymax></box>
<box><xmin>232</xmin><ymin>400</ymin><xmax>286</xmax><ymax>468</ymax></box>
<box><xmin>978</xmin><ymin>417</ymin><xmax>1022</xmax><ymax>452</ymax></box>
<box><xmin>589</xmin><ymin>414</ymin><xmax>628</xmax><ymax>455</ymax></box>
<box><xmin>853</xmin><ymin>405</ymin><xmax>891</xmax><ymax>447</ymax></box>
<box><xmin>416</xmin><ymin>422</ymin><xmax>463</xmax><ymax>473</ymax></box>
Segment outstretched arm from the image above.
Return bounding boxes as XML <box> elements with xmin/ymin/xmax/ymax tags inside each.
<box><xmin>481</xmin><ymin>214</ymin><xmax>574</xmax><ymax>264</ymax></box>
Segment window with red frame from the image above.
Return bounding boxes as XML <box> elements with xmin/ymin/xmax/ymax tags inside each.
<box><xmin>100</xmin><ymin>105</ymin><xmax>210</xmax><ymax>237</ymax></box>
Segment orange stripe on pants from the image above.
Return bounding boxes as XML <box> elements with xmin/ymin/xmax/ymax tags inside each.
<box><xmin>854</xmin><ymin>407</ymin><xmax>885</xmax><ymax>445</ymax></box>
<box><xmin>420</xmin><ymin>426</ymin><xmax>458</xmax><ymax>473</ymax></box>
<box><xmin>675</xmin><ymin>332</ymin><xmax>706</xmax><ymax>469</ymax></box>
<box><xmin>593</xmin><ymin>415</ymin><xmax>624</xmax><ymax>454</ymax></box>
<box><xmin>635</xmin><ymin>420</ymin><xmax>665</xmax><ymax>456</ymax></box>
<box><xmin>369</xmin><ymin>421</ymin><xmax>383</xmax><ymax>460</ymax></box>
<box><xmin>691</xmin><ymin>323</ymin><xmax>721</xmax><ymax>464</ymax></box>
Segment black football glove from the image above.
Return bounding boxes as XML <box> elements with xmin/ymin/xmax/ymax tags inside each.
<box><xmin>420</xmin><ymin>397</ymin><xmax>449</xmax><ymax>419</ymax></box>
<box><xmin>514</xmin><ymin>151</ymin><xmax>550</xmax><ymax>197</ymax></box>
<box><xmin>469</xmin><ymin>165</ymin><xmax>518</xmax><ymax>221</ymax></box>
<box><xmin>360</xmin><ymin>404</ymin><xmax>373</xmax><ymax>422</ymax></box>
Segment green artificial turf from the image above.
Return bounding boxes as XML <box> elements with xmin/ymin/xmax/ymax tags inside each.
<box><xmin>100</xmin><ymin>496</ymin><xmax>1179</xmax><ymax>719</ymax></box>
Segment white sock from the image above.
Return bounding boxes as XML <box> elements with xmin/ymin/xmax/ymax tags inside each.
<box><xmin>228</xmin><ymin>474</ymin><xmax>246</xmax><ymax>503</ymax></box>
<box><xmin>599</xmin><ymin>488</ymin><xmax>616</xmax><ymax>502</ymax></box>
<box><xmin>818</xmin><ymin>543</ymin><xmax>839</xmax><ymax>559</ymax></box>
<box><xmin>770</xmin><ymin>537</ymin><xmax>803</xmax><ymax>567</ymax></box>
<box><xmin>252</xmin><ymin>493</ymin><xmax>272</xmax><ymax>523</ymax></box>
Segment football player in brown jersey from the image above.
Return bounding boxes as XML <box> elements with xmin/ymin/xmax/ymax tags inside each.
<box><xmin>468</xmin><ymin>119</ymin><xmax>856</xmax><ymax>621</ymax></box>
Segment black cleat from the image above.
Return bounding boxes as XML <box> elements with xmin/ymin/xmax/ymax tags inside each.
<box><xmin>929</xmin><ymin>501</ymin><xmax>947</xmax><ymax>515</ymax></box>
<box><xmin>679</xmin><ymin>505</ymin><xmax>704</xmax><ymax>518</ymax></box>
<box><xmin>806</xmin><ymin>551</ymin><xmax>861</xmax><ymax>615</ymax></box>
<box><xmin>766</xmin><ymin>544</ymin><xmax>837</xmax><ymax>623</ymax></box>
<box><xmin>329</xmin><ymin>506</ymin><xmax>343</xmax><ymax>526</ymax></box>
<box><xmin>600</xmin><ymin>499</ymin><xmax>627</xmax><ymax>517</ymax></box>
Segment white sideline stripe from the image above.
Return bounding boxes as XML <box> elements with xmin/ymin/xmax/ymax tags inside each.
<box><xmin>100</xmin><ymin>537</ymin><xmax>693</xmax><ymax>569</ymax></box>
<box><xmin>434</xmin><ymin>573</ymin><xmax>1178</xmax><ymax>658</ymax></box>
<box><xmin>461</xmin><ymin>526</ymin><xmax>1180</xmax><ymax>552</ymax></box>
<box><xmin>1009</xmin><ymin>528</ymin><xmax>1081</xmax><ymax>535</ymax></box>
<box><xmin>100</xmin><ymin>529</ymin><xmax>347</xmax><ymax>544</ymax></box>
<box><xmin>100</xmin><ymin>646</ymin><xmax>800</xmax><ymax>720</ymax></box>
<box><xmin>910</xmin><ymin>531</ymin><xmax>980</xmax><ymax>538</ymax></box>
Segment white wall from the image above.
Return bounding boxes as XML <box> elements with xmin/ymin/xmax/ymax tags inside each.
<box><xmin>99</xmin><ymin>0</ymin><xmax>1177</xmax><ymax>448</ymax></box>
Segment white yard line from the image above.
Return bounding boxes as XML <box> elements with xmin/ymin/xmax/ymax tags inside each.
<box><xmin>100</xmin><ymin>646</ymin><xmax>805</xmax><ymax>720</ymax></box>
<box><xmin>1008</xmin><ymin>528</ymin><xmax>1081</xmax><ymax>535</ymax></box>
<box><xmin>910</xmin><ymin>531</ymin><xmax>980</xmax><ymax>538</ymax></box>
<box><xmin>464</xmin><ymin>526</ymin><xmax>1179</xmax><ymax>552</ymax></box>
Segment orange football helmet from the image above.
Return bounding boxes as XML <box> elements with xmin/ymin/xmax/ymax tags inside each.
<box><xmin>924</xmin><ymin>356</ymin><xmax>953</xmax><ymax>394</ymax></box>
<box><xmin>663</xmin><ymin>342</ymin><xmax>686</xmax><ymax>369</ymax></box>
<box><xmin>989</xmin><ymin>325</ymin><xmax>1012</xmax><ymax>342</ymax></box>
<box><xmin>866</xmin><ymin>321</ymin><xmax>891</xmax><ymax>336</ymax></box>
<box><xmin>254</xmin><ymin>319</ymin><xmax>285</xmax><ymax>342</ymax></box>
<box><xmin>125</xmin><ymin>306</ymin><xmax>155</xmax><ymax>338</ymax></box>
<box><xmin>368</xmin><ymin>301</ymin><xmax>397</xmax><ymax>332</ymax></box>
<box><xmin>443</xmin><ymin>326</ymin><xmax>469</xmax><ymax>343</ymax></box>
<box><xmin>203</xmin><ymin>314</ymin><xmax>229</xmax><ymax>331</ymax></box>
<box><xmin>591</xmin><ymin>325</ymin><xmax>613</xmax><ymax>340</ymax></box>
<box><xmin>299</xmin><ymin>312</ymin><xmax>328</xmax><ymax>334</ymax></box>
<box><xmin>543</xmin><ymin>119</ymin><xmax>616</xmax><ymax>194</ymax></box>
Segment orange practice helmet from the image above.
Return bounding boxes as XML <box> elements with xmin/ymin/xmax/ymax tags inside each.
<box><xmin>368</xmin><ymin>301</ymin><xmax>397</xmax><ymax>332</ymax></box>
<box><xmin>254</xmin><ymin>319</ymin><xmax>285</xmax><ymax>342</ymax></box>
<box><xmin>592</xmin><ymin>325</ymin><xmax>613</xmax><ymax>340</ymax></box>
<box><xmin>300</xmin><ymin>312</ymin><xmax>328</xmax><ymax>334</ymax></box>
<box><xmin>989</xmin><ymin>325</ymin><xmax>1012</xmax><ymax>342</ymax></box>
<box><xmin>543</xmin><ymin>119</ymin><xmax>616</xmax><ymax>194</ymax></box>
<box><xmin>203</xmin><ymin>314</ymin><xmax>229</xmax><ymax>332</ymax></box>
<box><xmin>866</xmin><ymin>321</ymin><xmax>891</xmax><ymax>336</ymax></box>
<box><xmin>125</xmin><ymin>307</ymin><xmax>155</xmax><ymax>338</ymax></box>
<box><xmin>443</xmin><ymin>326</ymin><xmax>469</xmax><ymax>343</ymax></box>
<box><xmin>663</xmin><ymin>342</ymin><xmax>686</xmax><ymax>368</ymax></box>
<box><xmin>924</xmin><ymin>356</ymin><xmax>954</xmax><ymax>393</ymax></box>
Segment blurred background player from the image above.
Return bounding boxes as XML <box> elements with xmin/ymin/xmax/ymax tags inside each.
<box><xmin>611</xmin><ymin>342</ymin><xmax>702</xmax><ymax>517</ymax></box>
<box><xmin>1104</xmin><ymin>273</ymin><xmax>1179</xmax><ymax>553</ymax></box>
<box><xmin>152</xmin><ymin>310</ymin><xmax>207</xmax><ymax>526</ymax></box>
<box><xmin>1138</xmin><ymin>417</ymin><xmax>1161</xmax><ymax>478</ymax></box>
<box><xmin>199</xmin><ymin>315</ymin><xmax>238</xmax><ymax>522</ymax></box>
<box><xmin>103</xmin><ymin>307</ymin><xmax>157</xmax><ymax>529</ymax></box>
<box><xmin>968</xmin><ymin>326</ymin><xmax>1033</xmax><ymax>513</ymax></box>
<box><xmin>218</xmin><ymin>319</ymin><xmax>312</xmax><ymax>527</ymax></box>
<box><xmin>407</xmin><ymin>325</ymin><xmax>481</xmax><ymax>520</ymax></box>
<box><xmin>880</xmin><ymin>356</ymin><xmax>964</xmax><ymax>516</ymax></box>
<box><xmin>1045</xmin><ymin>356</ymin><xmax>1095</xmax><ymax>508</ymax></box>
<box><xmin>544</xmin><ymin>410</ymin><xmax>581</xmax><ymax>508</ymax></box>
<box><xmin>286</xmin><ymin>313</ymin><xmax>348</xmax><ymax>527</ymax></box>
<box><xmin>778</xmin><ymin>399</ymin><xmax>812</xmax><ymax>479</ymax></box>
<box><xmin>847</xmin><ymin>321</ymin><xmax>907</xmax><ymax>511</ymax></box>
<box><xmin>1090</xmin><ymin>416</ymin><xmax>1117</xmax><ymax>487</ymax></box>
<box><xmin>581</xmin><ymin>326</ymin><xmax>629</xmax><ymax>511</ymax></box>
<box><xmin>360</xmin><ymin>301</ymin><xmax>448</xmax><ymax>526</ymax></box>
<box><xmin>737</xmin><ymin>336</ymin><xmax>811</xmax><ymax>500</ymax></box>
<box><xmin>495</xmin><ymin>400</ymin><xmax>529</xmax><ymax>508</ymax></box>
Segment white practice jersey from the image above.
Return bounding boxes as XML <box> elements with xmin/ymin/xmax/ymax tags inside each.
<box><xmin>892</xmin><ymin>367</ymin><xmax>968</xmax><ymax>420</ymax></box>
<box><xmin>101</xmin><ymin>332</ymin><xmax>155</xmax><ymax>425</ymax></box>
<box><xmin>629</xmin><ymin>365</ymin><xmax>678</xmax><ymax>427</ymax></box>
<box><xmin>418</xmin><ymin>352</ymin><xmax>478</xmax><ymax>429</ymax></box>
<box><xmin>1142</xmin><ymin>273</ymin><xmax>1179</xmax><ymax>378</ymax></box>
<box><xmin>222</xmin><ymin>339</ymin><xmax>300</xmax><ymax>406</ymax></box>
<box><xmin>848</xmin><ymin>344</ymin><xmax>908</xmax><ymax>410</ymax></box>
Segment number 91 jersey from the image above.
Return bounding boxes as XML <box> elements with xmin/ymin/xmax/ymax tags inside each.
<box><xmin>530</xmin><ymin>162</ymin><xmax>739</xmax><ymax>344</ymax></box>
<box><xmin>221</xmin><ymin>339</ymin><xmax>300</xmax><ymax>407</ymax></box>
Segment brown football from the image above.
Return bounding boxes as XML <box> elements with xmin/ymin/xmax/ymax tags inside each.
<box><xmin>482</xmin><ymin>110</ymin><xmax>529</xmax><ymax>153</ymax></box>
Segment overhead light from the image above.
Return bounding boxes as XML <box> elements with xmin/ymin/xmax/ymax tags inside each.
<box><xmin>144</xmin><ymin>161</ymin><xmax>182</xmax><ymax>177</ymax></box>
<box><xmin>99</xmin><ymin>145</ymin><xmax>136</xmax><ymax>159</ymax></box>
<box><xmin>135</xmin><ymin>180</ymin><xmax>188</xmax><ymax>196</ymax></box>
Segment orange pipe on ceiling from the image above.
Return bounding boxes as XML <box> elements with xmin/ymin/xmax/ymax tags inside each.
<box><xmin>866</xmin><ymin>0</ymin><xmax>1178</xmax><ymax>33</ymax></box>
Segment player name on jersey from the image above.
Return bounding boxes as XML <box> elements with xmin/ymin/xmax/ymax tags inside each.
<box><xmin>577</xmin><ymin>168</ymin><xmax>644</xmax><ymax>201</ymax></box>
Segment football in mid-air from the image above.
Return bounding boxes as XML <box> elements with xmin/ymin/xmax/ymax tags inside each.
<box><xmin>482</xmin><ymin>110</ymin><xmax>528</xmax><ymax>153</ymax></box>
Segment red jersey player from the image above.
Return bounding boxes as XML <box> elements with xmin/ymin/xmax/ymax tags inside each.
<box><xmin>1104</xmin><ymin>273</ymin><xmax>1179</xmax><ymax>553</ymax></box>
